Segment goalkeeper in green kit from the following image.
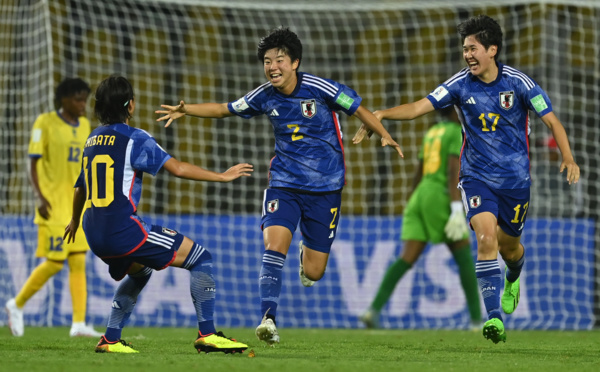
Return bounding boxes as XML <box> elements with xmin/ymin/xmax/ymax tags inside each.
<box><xmin>360</xmin><ymin>106</ymin><xmax>481</xmax><ymax>329</ymax></box>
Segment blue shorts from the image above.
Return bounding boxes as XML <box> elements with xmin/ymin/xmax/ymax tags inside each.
<box><xmin>261</xmin><ymin>188</ymin><xmax>342</xmax><ymax>253</ymax></box>
<box><xmin>458</xmin><ymin>179</ymin><xmax>530</xmax><ymax>237</ymax></box>
<box><xmin>102</xmin><ymin>224</ymin><xmax>184</xmax><ymax>280</ymax></box>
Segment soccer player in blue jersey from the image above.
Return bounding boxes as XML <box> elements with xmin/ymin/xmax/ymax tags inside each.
<box><xmin>354</xmin><ymin>15</ymin><xmax>579</xmax><ymax>343</ymax></box>
<box><xmin>64</xmin><ymin>76</ymin><xmax>253</xmax><ymax>354</ymax></box>
<box><xmin>156</xmin><ymin>27</ymin><xmax>403</xmax><ymax>346</ymax></box>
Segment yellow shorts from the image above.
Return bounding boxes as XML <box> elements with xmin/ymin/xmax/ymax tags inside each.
<box><xmin>35</xmin><ymin>224</ymin><xmax>89</xmax><ymax>261</ymax></box>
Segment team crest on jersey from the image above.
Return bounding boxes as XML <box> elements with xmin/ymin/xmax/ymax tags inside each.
<box><xmin>499</xmin><ymin>91</ymin><xmax>514</xmax><ymax>110</ymax></box>
<box><xmin>469</xmin><ymin>195</ymin><xmax>482</xmax><ymax>209</ymax></box>
<box><xmin>301</xmin><ymin>99</ymin><xmax>317</xmax><ymax>119</ymax></box>
<box><xmin>162</xmin><ymin>227</ymin><xmax>177</xmax><ymax>236</ymax></box>
<box><xmin>267</xmin><ymin>199</ymin><xmax>279</xmax><ymax>213</ymax></box>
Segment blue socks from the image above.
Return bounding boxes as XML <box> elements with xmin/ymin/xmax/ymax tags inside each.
<box><xmin>505</xmin><ymin>251</ymin><xmax>525</xmax><ymax>283</ymax></box>
<box><xmin>183</xmin><ymin>243</ymin><xmax>216</xmax><ymax>336</ymax></box>
<box><xmin>259</xmin><ymin>250</ymin><xmax>286</xmax><ymax>320</ymax></box>
<box><xmin>105</xmin><ymin>266</ymin><xmax>153</xmax><ymax>342</ymax></box>
<box><xmin>476</xmin><ymin>259</ymin><xmax>502</xmax><ymax>321</ymax></box>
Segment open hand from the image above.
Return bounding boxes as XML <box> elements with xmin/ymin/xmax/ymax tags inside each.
<box><xmin>560</xmin><ymin>159</ymin><xmax>580</xmax><ymax>185</ymax></box>
<box><xmin>156</xmin><ymin>100</ymin><xmax>187</xmax><ymax>127</ymax></box>
<box><xmin>63</xmin><ymin>219</ymin><xmax>79</xmax><ymax>244</ymax></box>
<box><xmin>221</xmin><ymin>163</ymin><xmax>254</xmax><ymax>182</ymax></box>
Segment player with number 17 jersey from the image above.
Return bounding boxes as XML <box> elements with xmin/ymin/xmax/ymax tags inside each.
<box><xmin>228</xmin><ymin>71</ymin><xmax>362</xmax><ymax>193</ymax></box>
<box><xmin>74</xmin><ymin>124</ymin><xmax>171</xmax><ymax>258</ymax></box>
<box><xmin>427</xmin><ymin>63</ymin><xmax>553</xmax><ymax>189</ymax></box>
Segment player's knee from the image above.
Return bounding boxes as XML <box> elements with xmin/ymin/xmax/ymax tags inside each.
<box><xmin>476</xmin><ymin>233</ymin><xmax>497</xmax><ymax>252</ymax></box>
<box><xmin>303</xmin><ymin>265</ymin><xmax>325</xmax><ymax>281</ymax></box>
<box><xmin>45</xmin><ymin>259</ymin><xmax>65</xmax><ymax>274</ymax></box>
<box><xmin>184</xmin><ymin>241</ymin><xmax>212</xmax><ymax>271</ymax></box>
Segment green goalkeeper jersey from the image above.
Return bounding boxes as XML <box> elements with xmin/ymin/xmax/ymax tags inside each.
<box><xmin>418</xmin><ymin>120</ymin><xmax>463</xmax><ymax>189</ymax></box>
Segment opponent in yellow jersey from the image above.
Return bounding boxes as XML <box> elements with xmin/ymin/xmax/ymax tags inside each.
<box><xmin>5</xmin><ymin>78</ymin><xmax>101</xmax><ymax>338</ymax></box>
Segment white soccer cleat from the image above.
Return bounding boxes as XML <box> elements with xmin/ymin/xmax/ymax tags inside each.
<box><xmin>255</xmin><ymin>311</ymin><xmax>280</xmax><ymax>347</ymax></box>
<box><xmin>298</xmin><ymin>240</ymin><xmax>315</xmax><ymax>287</ymax></box>
<box><xmin>359</xmin><ymin>308</ymin><xmax>380</xmax><ymax>329</ymax></box>
<box><xmin>5</xmin><ymin>298</ymin><xmax>24</xmax><ymax>337</ymax></box>
<box><xmin>70</xmin><ymin>322</ymin><xmax>103</xmax><ymax>337</ymax></box>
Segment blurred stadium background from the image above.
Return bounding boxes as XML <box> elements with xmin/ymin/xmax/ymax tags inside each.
<box><xmin>0</xmin><ymin>0</ymin><xmax>598</xmax><ymax>330</ymax></box>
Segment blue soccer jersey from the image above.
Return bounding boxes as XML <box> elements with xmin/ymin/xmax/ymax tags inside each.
<box><xmin>74</xmin><ymin>124</ymin><xmax>171</xmax><ymax>258</ymax></box>
<box><xmin>426</xmin><ymin>63</ymin><xmax>553</xmax><ymax>189</ymax></box>
<box><xmin>227</xmin><ymin>72</ymin><xmax>362</xmax><ymax>193</ymax></box>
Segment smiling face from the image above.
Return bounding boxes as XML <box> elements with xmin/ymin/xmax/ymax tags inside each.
<box><xmin>263</xmin><ymin>48</ymin><xmax>299</xmax><ymax>95</ymax></box>
<box><xmin>463</xmin><ymin>35</ymin><xmax>498</xmax><ymax>83</ymax></box>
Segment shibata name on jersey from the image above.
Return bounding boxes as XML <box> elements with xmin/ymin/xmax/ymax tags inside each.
<box><xmin>227</xmin><ymin>72</ymin><xmax>362</xmax><ymax>193</ymax></box>
<box><xmin>427</xmin><ymin>63</ymin><xmax>553</xmax><ymax>189</ymax></box>
<box><xmin>75</xmin><ymin>124</ymin><xmax>171</xmax><ymax>257</ymax></box>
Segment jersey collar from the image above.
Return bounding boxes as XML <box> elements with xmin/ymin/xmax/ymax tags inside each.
<box><xmin>56</xmin><ymin>110</ymin><xmax>80</xmax><ymax>127</ymax></box>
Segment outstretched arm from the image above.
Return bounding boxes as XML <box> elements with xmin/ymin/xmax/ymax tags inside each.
<box><xmin>540</xmin><ymin>112</ymin><xmax>580</xmax><ymax>184</ymax></box>
<box><xmin>156</xmin><ymin>100</ymin><xmax>233</xmax><ymax>127</ymax></box>
<box><xmin>353</xmin><ymin>97</ymin><xmax>435</xmax><ymax>143</ymax></box>
<box><xmin>162</xmin><ymin>157</ymin><xmax>253</xmax><ymax>182</ymax></box>
<box><xmin>377</xmin><ymin>97</ymin><xmax>436</xmax><ymax>121</ymax></box>
<box><xmin>352</xmin><ymin>105</ymin><xmax>403</xmax><ymax>157</ymax></box>
<box><xmin>64</xmin><ymin>186</ymin><xmax>86</xmax><ymax>244</ymax></box>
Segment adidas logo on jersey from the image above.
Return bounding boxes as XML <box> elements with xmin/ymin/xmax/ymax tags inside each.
<box><xmin>465</xmin><ymin>97</ymin><xmax>476</xmax><ymax>104</ymax></box>
<box><xmin>329</xmin><ymin>231</ymin><xmax>335</xmax><ymax>238</ymax></box>
<box><xmin>270</xmin><ymin>109</ymin><xmax>279</xmax><ymax>117</ymax></box>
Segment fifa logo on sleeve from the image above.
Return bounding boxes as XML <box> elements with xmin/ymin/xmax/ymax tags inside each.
<box><xmin>499</xmin><ymin>91</ymin><xmax>514</xmax><ymax>110</ymax></box>
<box><xmin>301</xmin><ymin>99</ymin><xmax>317</xmax><ymax>118</ymax></box>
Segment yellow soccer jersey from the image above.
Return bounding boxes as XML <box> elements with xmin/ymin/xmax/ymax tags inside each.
<box><xmin>28</xmin><ymin>111</ymin><xmax>91</xmax><ymax>226</ymax></box>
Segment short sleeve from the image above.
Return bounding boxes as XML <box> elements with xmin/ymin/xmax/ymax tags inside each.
<box><xmin>129</xmin><ymin>130</ymin><xmax>171</xmax><ymax>176</ymax></box>
<box><xmin>426</xmin><ymin>84</ymin><xmax>457</xmax><ymax>111</ymax></box>
<box><xmin>28</xmin><ymin>114</ymin><xmax>47</xmax><ymax>158</ymax></box>
<box><xmin>228</xmin><ymin>93</ymin><xmax>265</xmax><ymax>119</ymax></box>
<box><xmin>524</xmin><ymin>86</ymin><xmax>553</xmax><ymax>118</ymax></box>
<box><xmin>331</xmin><ymin>85</ymin><xmax>362</xmax><ymax>116</ymax></box>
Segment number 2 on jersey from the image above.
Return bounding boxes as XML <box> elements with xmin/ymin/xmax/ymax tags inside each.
<box><xmin>83</xmin><ymin>155</ymin><xmax>115</xmax><ymax>208</ymax></box>
<box><xmin>287</xmin><ymin>124</ymin><xmax>304</xmax><ymax>141</ymax></box>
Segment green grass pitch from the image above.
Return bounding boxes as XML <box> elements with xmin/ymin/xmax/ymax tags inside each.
<box><xmin>1</xmin><ymin>327</ymin><xmax>599</xmax><ymax>372</ymax></box>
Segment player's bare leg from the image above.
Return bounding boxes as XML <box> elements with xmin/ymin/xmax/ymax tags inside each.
<box><xmin>298</xmin><ymin>242</ymin><xmax>329</xmax><ymax>287</ymax></box>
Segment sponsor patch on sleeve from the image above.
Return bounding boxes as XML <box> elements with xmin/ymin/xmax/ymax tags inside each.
<box><xmin>335</xmin><ymin>92</ymin><xmax>354</xmax><ymax>110</ymax></box>
<box><xmin>232</xmin><ymin>97</ymin><xmax>249</xmax><ymax>112</ymax></box>
<box><xmin>530</xmin><ymin>94</ymin><xmax>548</xmax><ymax>113</ymax></box>
<box><xmin>430</xmin><ymin>86</ymin><xmax>449</xmax><ymax>101</ymax></box>
<box><xmin>32</xmin><ymin>129</ymin><xmax>42</xmax><ymax>143</ymax></box>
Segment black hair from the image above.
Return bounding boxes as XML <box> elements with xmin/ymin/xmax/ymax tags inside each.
<box><xmin>93</xmin><ymin>75</ymin><xmax>134</xmax><ymax>125</ymax></box>
<box><xmin>54</xmin><ymin>77</ymin><xmax>90</xmax><ymax>109</ymax></box>
<box><xmin>257</xmin><ymin>27</ymin><xmax>303</xmax><ymax>68</ymax></box>
<box><xmin>457</xmin><ymin>15</ymin><xmax>503</xmax><ymax>60</ymax></box>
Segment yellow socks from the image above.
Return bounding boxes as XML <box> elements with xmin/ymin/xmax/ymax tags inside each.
<box><xmin>15</xmin><ymin>260</ymin><xmax>63</xmax><ymax>308</ymax></box>
<box><xmin>68</xmin><ymin>253</ymin><xmax>87</xmax><ymax>323</ymax></box>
